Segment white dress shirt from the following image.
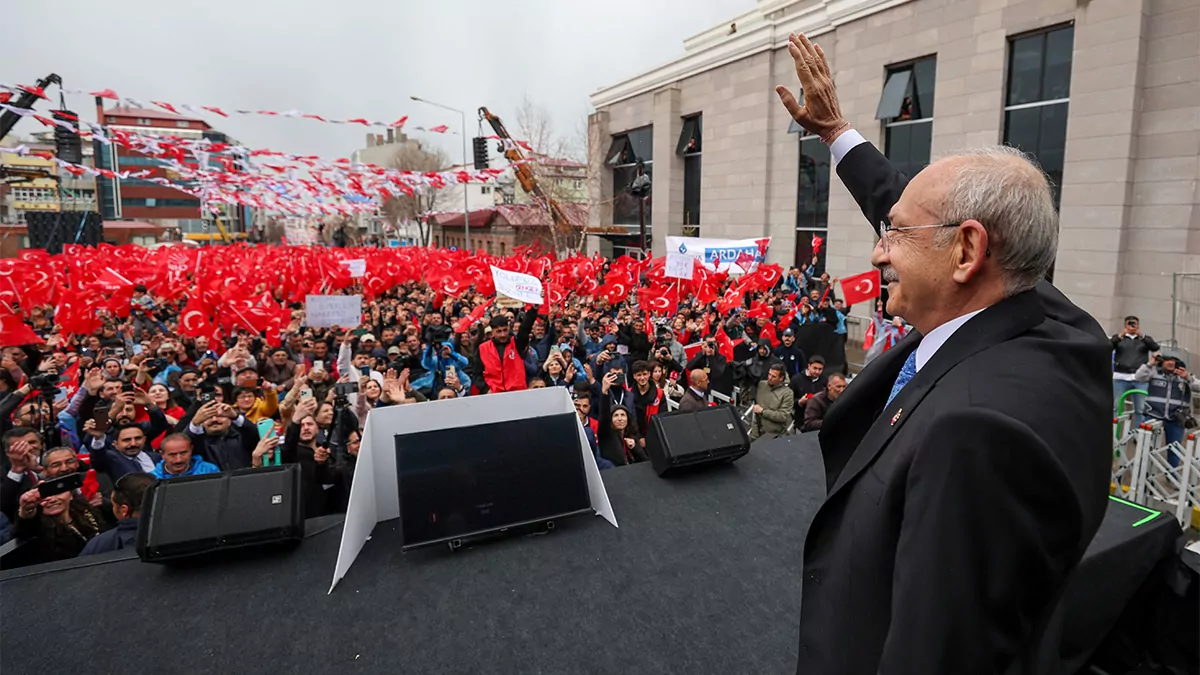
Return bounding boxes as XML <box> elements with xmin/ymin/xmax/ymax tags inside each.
<box><xmin>914</xmin><ymin>310</ymin><xmax>985</xmax><ymax>373</ymax></box>
<box><xmin>829</xmin><ymin>129</ymin><xmax>869</xmax><ymax>164</ymax></box>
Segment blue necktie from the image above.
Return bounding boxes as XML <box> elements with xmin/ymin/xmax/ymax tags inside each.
<box><xmin>886</xmin><ymin>350</ymin><xmax>918</xmax><ymax>407</ymax></box>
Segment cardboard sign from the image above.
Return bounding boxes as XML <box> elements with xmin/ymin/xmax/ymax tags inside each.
<box><xmin>305</xmin><ymin>295</ymin><xmax>362</xmax><ymax>328</ymax></box>
<box><xmin>665</xmin><ymin>252</ymin><xmax>694</xmax><ymax>280</ymax></box>
<box><xmin>490</xmin><ymin>265</ymin><xmax>544</xmax><ymax>305</ymax></box>
<box><xmin>341</xmin><ymin>259</ymin><xmax>366</xmax><ymax>278</ymax></box>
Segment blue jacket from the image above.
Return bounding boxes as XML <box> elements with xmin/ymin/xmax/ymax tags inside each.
<box><xmin>152</xmin><ymin>455</ymin><xmax>220</xmax><ymax>479</ymax></box>
<box><xmin>414</xmin><ymin>341</ymin><xmax>472</xmax><ymax>393</ymax></box>
<box><xmin>79</xmin><ymin>518</ymin><xmax>140</xmax><ymax>556</ymax></box>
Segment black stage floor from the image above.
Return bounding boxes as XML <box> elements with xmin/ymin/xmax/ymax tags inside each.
<box><xmin>1</xmin><ymin>435</ymin><xmax>826</xmax><ymax>675</ymax></box>
<box><xmin>0</xmin><ymin>434</ymin><xmax>1182</xmax><ymax>675</ymax></box>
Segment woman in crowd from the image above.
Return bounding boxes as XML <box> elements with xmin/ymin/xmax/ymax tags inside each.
<box><xmin>651</xmin><ymin>362</ymin><xmax>684</xmax><ymax>402</ymax></box>
<box><xmin>13</xmin><ymin>482</ymin><xmax>108</xmax><ymax>565</ymax></box>
<box><xmin>597</xmin><ymin>370</ymin><xmax>646</xmax><ymax>467</ymax></box>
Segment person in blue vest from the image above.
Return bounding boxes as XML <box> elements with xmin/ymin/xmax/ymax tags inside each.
<box><xmin>1134</xmin><ymin>354</ymin><xmax>1200</xmax><ymax>466</ymax></box>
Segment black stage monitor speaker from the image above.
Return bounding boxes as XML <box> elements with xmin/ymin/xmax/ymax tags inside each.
<box><xmin>136</xmin><ymin>465</ymin><xmax>304</xmax><ymax>563</ymax></box>
<box><xmin>645</xmin><ymin>405</ymin><xmax>751</xmax><ymax>477</ymax></box>
<box><xmin>394</xmin><ymin>412</ymin><xmax>592</xmax><ymax>550</ymax></box>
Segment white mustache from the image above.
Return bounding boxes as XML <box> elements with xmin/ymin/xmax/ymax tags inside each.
<box><xmin>881</xmin><ymin>267</ymin><xmax>900</xmax><ymax>283</ymax></box>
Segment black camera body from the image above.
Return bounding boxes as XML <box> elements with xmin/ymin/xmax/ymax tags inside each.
<box><xmin>425</xmin><ymin>323</ymin><xmax>452</xmax><ymax>346</ymax></box>
<box><xmin>27</xmin><ymin>372</ymin><xmax>61</xmax><ymax>394</ymax></box>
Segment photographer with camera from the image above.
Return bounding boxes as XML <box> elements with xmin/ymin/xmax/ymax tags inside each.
<box><xmin>415</xmin><ymin>338</ymin><xmax>470</xmax><ymax>397</ymax></box>
<box><xmin>1112</xmin><ymin>315</ymin><xmax>1159</xmax><ymax>425</ymax></box>
<box><xmin>1134</xmin><ymin>354</ymin><xmax>1200</xmax><ymax>466</ymax></box>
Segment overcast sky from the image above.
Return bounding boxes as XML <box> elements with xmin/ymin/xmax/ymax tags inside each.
<box><xmin>1</xmin><ymin>0</ymin><xmax>751</xmax><ymax>162</ymax></box>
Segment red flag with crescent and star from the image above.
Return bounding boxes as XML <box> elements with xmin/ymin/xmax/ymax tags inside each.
<box><xmin>840</xmin><ymin>269</ymin><xmax>881</xmax><ymax>307</ymax></box>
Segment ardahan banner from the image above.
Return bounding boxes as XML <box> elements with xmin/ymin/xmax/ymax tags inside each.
<box><xmin>665</xmin><ymin>236</ymin><xmax>771</xmax><ymax>274</ymax></box>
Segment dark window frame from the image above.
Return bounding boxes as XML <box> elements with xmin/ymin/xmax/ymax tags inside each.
<box><xmin>610</xmin><ymin>125</ymin><xmax>654</xmax><ymax>227</ymax></box>
<box><xmin>796</xmin><ymin>132</ymin><xmax>830</xmax><ymax>273</ymax></box>
<box><xmin>680</xmin><ymin>114</ymin><xmax>702</xmax><ymax>234</ymax></box>
<box><xmin>1002</xmin><ymin>23</ymin><xmax>1074</xmax><ymax>281</ymax></box>
<box><xmin>882</xmin><ymin>56</ymin><xmax>937</xmax><ymax>181</ymax></box>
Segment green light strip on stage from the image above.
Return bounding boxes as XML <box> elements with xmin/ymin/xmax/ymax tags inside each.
<box><xmin>1108</xmin><ymin>495</ymin><xmax>1161</xmax><ymax>527</ymax></box>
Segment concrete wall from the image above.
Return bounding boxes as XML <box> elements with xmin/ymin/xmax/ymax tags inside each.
<box><xmin>590</xmin><ymin>0</ymin><xmax>1200</xmax><ymax>341</ymax></box>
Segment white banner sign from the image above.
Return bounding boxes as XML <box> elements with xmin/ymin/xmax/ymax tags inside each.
<box><xmin>665</xmin><ymin>235</ymin><xmax>771</xmax><ymax>274</ymax></box>
<box><xmin>283</xmin><ymin>219</ymin><xmax>320</xmax><ymax>246</ymax></box>
<box><xmin>490</xmin><ymin>265</ymin><xmax>544</xmax><ymax>305</ymax></box>
<box><xmin>665</xmin><ymin>252</ymin><xmax>694</xmax><ymax>280</ymax></box>
<box><xmin>305</xmin><ymin>295</ymin><xmax>362</xmax><ymax>328</ymax></box>
<box><xmin>341</xmin><ymin>259</ymin><xmax>366</xmax><ymax>278</ymax></box>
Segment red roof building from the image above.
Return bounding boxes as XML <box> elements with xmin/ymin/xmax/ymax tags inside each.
<box><xmin>430</xmin><ymin>203</ymin><xmax>588</xmax><ymax>255</ymax></box>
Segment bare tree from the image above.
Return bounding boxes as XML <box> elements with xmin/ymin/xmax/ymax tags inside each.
<box><xmin>510</xmin><ymin>96</ymin><xmax>592</xmax><ymax>254</ymax></box>
<box><xmin>381</xmin><ymin>143</ymin><xmax>451</xmax><ymax>246</ymax></box>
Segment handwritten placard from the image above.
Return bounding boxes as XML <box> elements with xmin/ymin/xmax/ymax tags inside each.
<box><xmin>490</xmin><ymin>266</ymin><xmax>544</xmax><ymax>305</ymax></box>
<box><xmin>305</xmin><ymin>295</ymin><xmax>362</xmax><ymax>328</ymax></box>
<box><xmin>665</xmin><ymin>252</ymin><xmax>694</xmax><ymax>280</ymax></box>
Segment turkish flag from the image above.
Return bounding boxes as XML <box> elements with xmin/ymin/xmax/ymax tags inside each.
<box><xmin>840</xmin><ymin>269</ymin><xmax>881</xmax><ymax>307</ymax></box>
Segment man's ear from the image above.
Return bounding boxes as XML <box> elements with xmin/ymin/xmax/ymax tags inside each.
<box><xmin>951</xmin><ymin>220</ymin><xmax>990</xmax><ymax>284</ymax></box>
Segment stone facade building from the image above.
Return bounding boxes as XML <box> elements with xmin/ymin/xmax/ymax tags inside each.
<box><xmin>588</xmin><ymin>0</ymin><xmax>1199</xmax><ymax>343</ymax></box>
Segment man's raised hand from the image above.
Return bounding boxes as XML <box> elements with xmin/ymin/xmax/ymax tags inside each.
<box><xmin>775</xmin><ymin>33</ymin><xmax>847</xmax><ymax>142</ymax></box>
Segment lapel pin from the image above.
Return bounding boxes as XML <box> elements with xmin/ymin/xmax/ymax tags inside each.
<box><xmin>890</xmin><ymin>409</ymin><xmax>902</xmax><ymax>425</ymax></box>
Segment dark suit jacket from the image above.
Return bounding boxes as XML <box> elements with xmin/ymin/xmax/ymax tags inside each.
<box><xmin>678</xmin><ymin>388</ymin><xmax>708</xmax><ymax>412</ymax></box>
<box><xmin>796</xmin><ymin>141</ymin><xmax>1112</xmax><ymax>675</ymax></box>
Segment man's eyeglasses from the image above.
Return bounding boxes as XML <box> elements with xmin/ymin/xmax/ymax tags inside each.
<box><xmin>877</xmin><ymin>219</ymin><xmax>961</xmax><ymax>250</ymax></box>
<box><xmin>879</xmin><ymin>218</ymin><xmax>961</xmax><ymax>236</ymax></box>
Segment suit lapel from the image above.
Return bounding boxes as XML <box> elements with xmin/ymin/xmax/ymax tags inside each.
<box><xmin>825</xmin><ymin>291</ymin><xmax>1046</xmax><ymax>502</ymax></box>
<box><xmin>822</xmin><ymin>331</ymin><xmax>918</xmax><ymax>431</ymax></box>
<box><xmin>818</xmin><ymin>331</ymin><xmax>920</xmax><ymax>491</ymax></box>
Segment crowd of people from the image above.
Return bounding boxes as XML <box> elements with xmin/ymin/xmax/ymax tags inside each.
<box><xmin>0</xmin><ymin>248</ymin><xmax>866</xmax><ymax>566</ymax></box>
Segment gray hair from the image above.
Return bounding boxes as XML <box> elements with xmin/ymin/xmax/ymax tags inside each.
<box><xmin>934</xmin><ymin>145</ymin><xmax>1059</xmax><ymax>296</ymax></box>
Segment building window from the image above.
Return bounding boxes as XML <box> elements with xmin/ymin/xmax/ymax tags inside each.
<box><xmin>480</xmin><ymin>186</ymin><xmax>491</xmax><ymax>194</ymax></box>
<box><xmin>878</xmin><ymin>56</ymin><xmax>936</xmax><ymax>180</ymax></box>
<box><xmin>1003</xmin><ymin>25</ymin><xmax>1073</xmax><ymax>209</ymax></box>
<box><xmin>20</xmin><ymin>236</ymin><xmax>31</xmax><ymax>248</ymax></box>
<box><xmin>796</xmin><ymin>134</ymin><xmax>831</xmax><ymax>273</ymax></box>
<box><xmin>136</xmin><ymin>118</ymin><xmax>151</xmax><ymax>125</ymax></box>
<box><xmin>131</xmin><ymin>235</ymin><xmax>157</xmax><ymax>246</ymax></box>
<box><xmin>678</xmin><ymin>114</ymin><xmax>702</xmax><ymax>236</ymax></box>
<box><xmin>175</xmin><ymin>121</ymin><xmax>190</xmax><ymax>128</ymax></box>
<box><xmin>606</xmin><ymin>126</ymin><xmax>652</xmax><ymax>226</ymax></box>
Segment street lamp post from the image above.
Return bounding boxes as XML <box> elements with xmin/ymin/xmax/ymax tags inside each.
<box><xmin>410</xmin><ymin>96</ymin><xmax>470</xmax><ymax>252</ymax></box>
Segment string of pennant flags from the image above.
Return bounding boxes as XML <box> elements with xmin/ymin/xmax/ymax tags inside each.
<box><xmin>0</xmin><ymin>84</ymin><xmax>543</xmax><ymax>216</ymax></box>
<box><xmin>1</xmin><ymin>83</ymin><xmax>435</xmax><ymax>132</ymax></box>
<box><xmin>1</xmin><ymin>141</ymin><xmax>522</xmax><ymax>217</ymax></box>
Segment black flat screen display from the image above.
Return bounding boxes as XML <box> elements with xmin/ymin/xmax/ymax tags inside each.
<box><xmin>394</xmin><ymin>412</ymin><xmax>591</xmax><ymax>548</ymax></box>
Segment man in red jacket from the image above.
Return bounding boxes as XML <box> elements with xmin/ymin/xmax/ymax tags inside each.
<box><xmin>474</xmin><ymin>310</ymin><xmax>538</xmax><ymax>395</ymax></box>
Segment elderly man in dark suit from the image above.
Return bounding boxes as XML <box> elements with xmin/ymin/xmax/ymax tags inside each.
<box><xmin>775</xmin><ymin>33</ymin><xmax>1111</xmax><ymax>675</ymax></box>
<box><xmin>678</xmin><ymin>369</ymin><xmax>710</xmax><ymax>412</ymax></box>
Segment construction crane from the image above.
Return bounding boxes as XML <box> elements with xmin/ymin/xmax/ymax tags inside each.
<box><xmin>477</xmin><ymin>107</ymin><xmax>579</xmax><ymax>249</ymax></box>
<box><xmin>0</xmin><ymin>74</ymin><xmax>63</xmax><ymax>186</ymax></box>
